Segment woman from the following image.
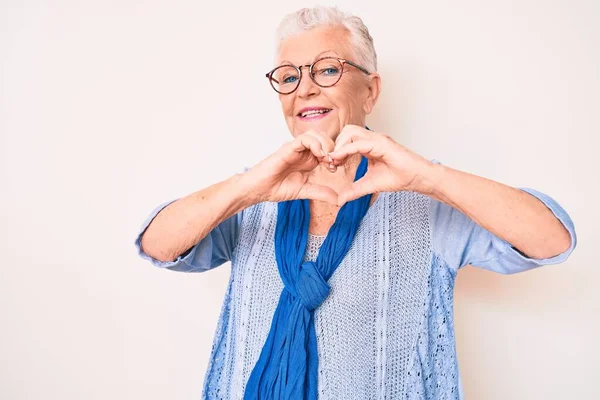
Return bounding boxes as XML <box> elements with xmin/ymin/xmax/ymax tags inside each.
<box><xmin>134</xmin><ymin>6</ymin><xmax>576</xmax><ymax>400</ymax></box>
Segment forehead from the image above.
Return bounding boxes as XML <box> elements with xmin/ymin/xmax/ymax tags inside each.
<box><xmin>277</xmin><ymin>25</ymin><xmax>352</xmax><ymax>65</ymax></box>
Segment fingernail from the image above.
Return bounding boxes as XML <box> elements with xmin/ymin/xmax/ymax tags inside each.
<box><xmin>328</xmin><ymin>154</ymin><xmax>333</xmax><ymax>163</ymax></box>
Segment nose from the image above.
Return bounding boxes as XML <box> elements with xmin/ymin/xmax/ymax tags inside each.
<box><xmin>296</xmin><ymin>67</ymin><xmax>320</xmax><ymax>99</ymax></box>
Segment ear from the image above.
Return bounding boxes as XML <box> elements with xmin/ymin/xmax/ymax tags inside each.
<box><xmin>362</xmin><ymin>72</ymin><xmax>382</xmax><ymax>115</ymax></box>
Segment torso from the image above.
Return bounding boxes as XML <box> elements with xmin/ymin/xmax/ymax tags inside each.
<box><xmin>201</xmin><ymin>190</ymin><xmax>463</xmax><ymax>399</ymax></box>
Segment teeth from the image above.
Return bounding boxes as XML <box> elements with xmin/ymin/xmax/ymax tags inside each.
<box><xmin>301</xmin><ymin>109</ymin><xmax>330</xmax><ymax>117</ymax></box>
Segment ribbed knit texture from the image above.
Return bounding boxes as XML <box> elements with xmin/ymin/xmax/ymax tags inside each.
<box><xmin>203</xmin><ymin>190</ymin><xmax>443</xmax><ymax>399</ymax></box>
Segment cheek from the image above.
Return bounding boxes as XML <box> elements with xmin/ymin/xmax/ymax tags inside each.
<box><xmin>279</xmin><ymin>96</ymin><xmax>294</xmax><ymax>116</ymax></box>
<box><xmin>332</xmin><ymin>84</ymin><xmax>363</xmax><ymax>117</ymax></box>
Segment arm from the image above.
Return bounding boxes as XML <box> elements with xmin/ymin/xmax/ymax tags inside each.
<box><xmin>421</xmin><ymin>161</ymin><xmax>573</xmax><ymax>260</ymax></box>
<box><xmin>325</xmin><ymin>125</ymin><xmax>577</xmax><ymax>273</ymax></box>
<box><xmin>138</xmin><ymin>172</ymin><xmax>259</xmax><ymax>264</ymax></box>
<box><xmin>135</xmin><ymin>130</ymin><xmax>347</xmax><ymax>272</ymax></box>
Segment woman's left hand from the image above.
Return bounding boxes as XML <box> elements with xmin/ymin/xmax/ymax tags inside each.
<box><xmin>328</xmin><ymin>125</ymin><xmax>435</xmax><ymax>205</ymax></box>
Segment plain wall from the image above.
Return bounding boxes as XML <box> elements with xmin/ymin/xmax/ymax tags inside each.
<box><xmin>1</xmin><ymin>0</ymin><xmax>597</xmax><ymax>399</ymax></box>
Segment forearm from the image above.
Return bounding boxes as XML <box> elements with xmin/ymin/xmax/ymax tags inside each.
<box><xmin>141</xmin><ymin>173</ymin><xmax>259</xmax><ymax>262</ymax></box>
<box><xmin>417</xmin><ymin>162</ymin><xmax>572</xmax><ymax>259</ymax></box>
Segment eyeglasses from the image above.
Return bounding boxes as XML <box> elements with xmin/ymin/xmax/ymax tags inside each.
<box><xmin>265</xmin><ymin>57</ymin><xmax>370</xmax><ymax>95</ymax></box>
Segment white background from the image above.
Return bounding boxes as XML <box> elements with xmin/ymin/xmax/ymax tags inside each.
<box><xmin>1</xmin><ymin>0</ymin><xmax>598</xmax><ymax>399</ymax></box>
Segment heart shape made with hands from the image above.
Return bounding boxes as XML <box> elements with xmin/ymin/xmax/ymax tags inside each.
<box><xmin>298</xmin><ymin>125</ymin><xmax>395</xmax><ymax>207</ymax></box>
<box><xmin>297</xmin><ymin>124</ymin><xmax>425</xmax><ymax>207</ymax></box>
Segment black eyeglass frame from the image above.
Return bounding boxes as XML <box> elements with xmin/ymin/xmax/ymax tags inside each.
<box><xmin>265</xmin><ymin>57</ymin><xmax>371</xmax><ymax>94</ymax></box>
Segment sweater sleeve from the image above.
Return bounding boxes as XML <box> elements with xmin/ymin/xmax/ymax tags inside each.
<box><xmin>134</xmin><ymin>198</ymin><xmax>241</xmax><ymax>273</ymax></box>
<box><xmin>428</xmin><ymin>160</ymin><xmax>577</xmax><ymax>274</ymax></box>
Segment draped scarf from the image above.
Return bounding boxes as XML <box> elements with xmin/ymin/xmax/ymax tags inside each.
<box><xmin>244</xmin><ymin>155</ymin><xmax>372</xmax><ymax>399</ymax></box>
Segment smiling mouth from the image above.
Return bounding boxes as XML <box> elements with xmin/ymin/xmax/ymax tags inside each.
<box><xmin>297</xmin><ymin>108</ymin><xmax>332</xmax><ymax>119</ymax></box>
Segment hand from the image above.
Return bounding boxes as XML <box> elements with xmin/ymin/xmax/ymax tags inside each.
<box><xmin>243</xmin><ymin>130</ymin><xmax>338</xmax><ymax>204</ymax></box>
<box><xmin>328</xmin><ymin>125</ymin><xmax>435</xmax><ymax>205</ymax></box>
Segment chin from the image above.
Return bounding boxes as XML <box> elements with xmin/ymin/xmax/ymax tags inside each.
<box><xmin>300</xmin><ymin>122</ymin><xmax>340</xmax><ymax>137</ymax></box>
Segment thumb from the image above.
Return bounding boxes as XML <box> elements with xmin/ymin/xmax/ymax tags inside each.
<box><xmin>337</xmin><ymin>178</ymin><xmax>375</xmax><ymax>206</ymax></box>
<box><xmin>298</xmin><ymin>183</ymin><xmax>339</xmax><ymax>205</ymax></box>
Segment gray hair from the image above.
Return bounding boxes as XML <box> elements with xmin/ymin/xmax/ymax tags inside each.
<box><xmin>275</xmin><ymin>6</ymin><xmax>378</xmax><ymax>72</ymax></box>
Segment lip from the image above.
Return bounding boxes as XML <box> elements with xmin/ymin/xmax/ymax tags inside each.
<box><xmin>296</xmin><ymin>107</ymin><xmax>333</xmax><ymax>120</ymax></box>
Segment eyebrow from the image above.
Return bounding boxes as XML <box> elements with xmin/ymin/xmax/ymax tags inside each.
<box><xmin>279</xmin><ymin>50</ymin><xmax>341</xmax><ymax>66</ymax></box>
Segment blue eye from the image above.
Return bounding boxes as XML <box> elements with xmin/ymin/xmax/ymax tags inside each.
<box><xmin>283</xmin><ymin>76</ymin><xmax>298</xmax><ymax>84</ymax></box>
<box><xmin>316</xmin><ymin>67</ymin><xmax>340</xmax><ymax>76</ymax></box>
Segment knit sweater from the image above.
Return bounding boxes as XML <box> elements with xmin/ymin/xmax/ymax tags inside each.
<box><xmin>134</xmin><ymin>161</ymin><xmax>577</xmax><ymax>399</ymax></box>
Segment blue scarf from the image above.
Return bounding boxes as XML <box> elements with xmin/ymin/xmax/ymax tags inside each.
<box><xmin>244</xmin><ymin>155</ymin><xmax>372</xmax><ymax>399</ymax></box>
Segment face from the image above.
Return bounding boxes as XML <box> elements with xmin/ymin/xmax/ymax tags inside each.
<box><xmin>274</xmin><ymin>25</ymin><xmax>381</xmax><ymax>140</ymax></box>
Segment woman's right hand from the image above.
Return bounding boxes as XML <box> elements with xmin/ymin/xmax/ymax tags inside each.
<box><xmin>242</xmin><ymin>130</ymin><xmax>338</xmax><ymax>205</ymax></box>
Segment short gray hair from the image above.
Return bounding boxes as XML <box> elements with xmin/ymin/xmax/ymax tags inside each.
<box><xmin>275</xmin><ymin>6</ymin><xmax>378</xmax><ymax>72</ymax></box>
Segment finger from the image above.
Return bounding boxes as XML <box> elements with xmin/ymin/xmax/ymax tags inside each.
<box><xmin>303</xmin><ymin>131</ymin><xmax>337</xmax><ymax>171</ymax></box>
<box><xmin>298</xmin><ymin>183</ymin><xmax>339</xmax><ymax>205</ymax></box>
<box><xmin>337</xmin><ymin>178</ymin><xmax>377</xmax><ymax>206</ymax></box>
<box><xmin>333</xmin><ymin>125</ymin><xmax>371</xmax><ymax>152</ymax></box>
<box><xmin>303</xmin><ymin>130</ymin><xmax>336</xmax><ymax>154</ymax></box>
<box><xmin>290</xmin><ymin>134</ymin><xmax>326</xmax><ymax>161</ymax></box>
<box><xmin>329</xmin><ymin>139</ymin><xmax>384</xmax><ymax>165</ymax></box>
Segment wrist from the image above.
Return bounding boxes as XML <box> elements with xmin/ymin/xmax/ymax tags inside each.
<box><xmin>407</xmin><ymin>160</ymin><xmax>446</xmax><ymax>198</ymax></box>
<box><xmin>233</xmin><ymin>169</ymin><xmax>269</xmax><ymax>206</ymax></box>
